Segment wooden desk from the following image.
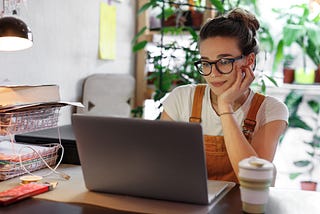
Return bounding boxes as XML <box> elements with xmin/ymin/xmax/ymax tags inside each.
<box><xmin>1</xmin><ymin>164</ymin><xmax>320</xmax><ymax>214</ymax></box>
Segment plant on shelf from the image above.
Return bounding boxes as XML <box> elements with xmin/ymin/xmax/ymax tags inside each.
<box><xmin>272</xmin><ymin>3</ymin><xmax>320</xmax><ymax>84</ymax></box>
<box><xmin>162</xmin><ymin>0</ymin><xmax>206</xmax><ymax>30</ymax></box>
<box><xmin>283</xmin><ymin>90</ymin><xmax>312</xmax><ymax>132</ymax></box>
<box><xmin>283</xmin><ymin>90</ymin><xmax>320</xmax><ymax>191</ymax></box>
<box><xmin>209</xmin><ymin>0</ymin><xmax>278</xmax><ymax>94</ymax></box>
<box><xmin>132</xmin><ymin>0</ymin><xmax>277</xmax><ymax>117</ymax></box>
<box><xmin>132</xmin><ymin>0</ymin><xmax>208</xmax><ymax>118</ymax></box>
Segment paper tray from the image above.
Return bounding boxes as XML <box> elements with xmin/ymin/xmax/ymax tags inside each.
<box><xmin>0</xmin><ymin>142</ymin><xmax>60</xmax><ymax>180</ymax></box>
<box><xmin>0</xmin><ymin>106</ymin><xmax>61</xmax><ymax>136</ymax></box>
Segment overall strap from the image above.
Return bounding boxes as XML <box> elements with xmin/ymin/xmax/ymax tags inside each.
<box><xmin>243</xmin><ymin>93</ymin><xmax>265</xmax><ymax>142</ymax></box>
<box><xmin>189</xmin><ymin>84</ymin><xmax>206</xmax><ymax>123</ymax></box>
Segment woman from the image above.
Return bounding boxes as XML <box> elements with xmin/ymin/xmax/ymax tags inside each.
<box><xmin>161</xmin><ymin>8</ymin><xmax>288</xmax><ymax>183</ymax></box>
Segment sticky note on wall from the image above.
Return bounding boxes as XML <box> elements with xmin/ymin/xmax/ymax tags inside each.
<box><xmin>99</xmin><ymin>2</ymin><xmax>116</xmax><ymax>60</ymax></box>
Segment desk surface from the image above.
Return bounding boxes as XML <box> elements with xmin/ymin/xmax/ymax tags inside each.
<box><xmin>1</xmin><ymin>164</ymin><xmax>320</xmax><ymax>214</ymax></box>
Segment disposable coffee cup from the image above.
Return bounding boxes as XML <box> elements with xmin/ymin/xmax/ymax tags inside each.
<box><xmin>238</xmin><ymin>156</ymin><xmax>274</xmax><ymax>214</ymax></box>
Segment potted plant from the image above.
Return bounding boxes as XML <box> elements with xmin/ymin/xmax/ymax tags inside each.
<box><xmin>283</xmin><ymin>54</ymin><xmax>295</xmax><ymax>84</ymax></box>
<box><xmin>162</xmin><ymin>0</ymin><xmax>205</xmax><ymax>30</ymax></box>
<box><xmin>132</xmin><ymin>0</ymin><xmax>207</xmax><ymax>118</ymax></box>
<box><xmin>132</xmin><ymin>0</ymin><xmax>278</xmax><ymax>117</ymax></box>
<box><xmin>284</xmin><ymin>90</ymin><xmax>320</xmax><ymax>190</ymax></box>
<box><xmin>272</xmin><ymin>4</ymin><xmax>320</xmax><ymax>84</ymax></box>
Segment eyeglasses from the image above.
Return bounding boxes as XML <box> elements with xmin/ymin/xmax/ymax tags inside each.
<box><xmin>194</xmin><ymin>55</ymin><xmax>244</xmax><ymax>76</ymax></box>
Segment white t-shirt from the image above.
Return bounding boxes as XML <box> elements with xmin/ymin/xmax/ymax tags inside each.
<box><xmin>162</xmin><ymin>84</ymin><xmax>289</xmax><ymax>136</ymax></box>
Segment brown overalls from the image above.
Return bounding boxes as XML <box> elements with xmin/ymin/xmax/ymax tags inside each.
<box><xmin>189</xmin><ymin>84</ymin><xmax>265</xmax><ymax>183</ymax></box>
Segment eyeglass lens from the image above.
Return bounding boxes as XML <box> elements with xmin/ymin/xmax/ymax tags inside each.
<box><xmin>200</xmin><ymin>58</ymin><xmax>234</xmax><ymax>75</ymax></box>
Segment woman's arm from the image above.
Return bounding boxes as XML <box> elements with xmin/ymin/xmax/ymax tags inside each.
<box><xmin>160</xmin><ymin>111</ymin><xmax>174</xmax><ymax>121</ymax></box>
<box><xmin>218</xmin><ymin>63</ymin><xmax>287</xmax><ymax>179</ymax></box>
<box><xmin>251</xmin><ymin>120</ymin><xmax>287</xmax><ymax>161</ymax></box>
<box><xmin>220</xmin><ymin>113</ymin><xmax>287</xmax><ymax>179</ymax></box>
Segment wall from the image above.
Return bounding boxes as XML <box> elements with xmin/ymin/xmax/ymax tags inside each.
<box><xmin>0</xmin><ymin>0</ymin><xmax>136</xmax><ymax>125</ymax></box>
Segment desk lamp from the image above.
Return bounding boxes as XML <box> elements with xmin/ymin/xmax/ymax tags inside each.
<box><xmin>0</xmin><ymin>0</ymin><xmax>33</xmax><ymax>51</ymax></box>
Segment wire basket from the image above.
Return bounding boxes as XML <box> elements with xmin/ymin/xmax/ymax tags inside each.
<box><xmin>0</xmin><ymin>143</ymin><xmax>60</xmax><ymax>181</ymax></box>
<box><xmin>0</xmin><ymin>106</ymin><xmax>61</xmax><ymax>136</ymax></box>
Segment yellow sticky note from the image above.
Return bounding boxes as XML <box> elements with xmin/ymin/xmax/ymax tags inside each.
<box><xmin>99</xmin><ymin>2</ymin><xmax>116</xmax><ymax>60</ymax></box>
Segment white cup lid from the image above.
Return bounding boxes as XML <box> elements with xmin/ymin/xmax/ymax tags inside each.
<box><xmin>239</xmin><ymin>156</ymin><xmax>274</xmax><ymax>171</ymax></box>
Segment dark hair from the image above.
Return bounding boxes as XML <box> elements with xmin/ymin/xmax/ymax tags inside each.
<box><xmin>199</xmin><ymin>8</ymin><xmax>260</xmax><ymax>55</ymax></box>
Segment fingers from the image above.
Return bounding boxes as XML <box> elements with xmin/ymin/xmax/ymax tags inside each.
<box><xmin>238</xmin><ymin>65</ymin><xmax>254</xmax><ymax>89</ymax></box>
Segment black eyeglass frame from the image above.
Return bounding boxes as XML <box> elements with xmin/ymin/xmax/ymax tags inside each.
<box><xmin>194</xmin><ymin>55</ymin><xmax>244</xmax><ymax>76</ymax></box>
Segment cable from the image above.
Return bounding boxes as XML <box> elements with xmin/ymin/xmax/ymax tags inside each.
<box><xmin>15</xmin><ymin>126</ymin><xmax>70</xmax><ymax>180</ymax></box>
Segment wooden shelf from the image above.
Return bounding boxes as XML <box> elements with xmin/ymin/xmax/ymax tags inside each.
<box><xmin>267</xmin><ymin>84</ymin><xmax>320</xmax><ymax>96</ymax></box>
<box><xmin>134</xmin><ymin>0</ymin><xmax>214</xmax><ymax>107</ymax></box>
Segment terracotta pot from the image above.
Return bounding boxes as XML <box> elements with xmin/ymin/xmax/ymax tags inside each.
<box><xmin>283</xmin><ymin>68</ymin><xmax>295</xmax><ymax>83</ymax></box>
<box><xmin>164</xmin><ymin>10</ymin><xmax>203</xmax><ymax>29</ymax></box>
<box><xmin>190</xmin><ymin>11</ymin><xmax>203</xmax><ymax>29</ymax></box>
<box><xmin>300</xmin><ymin>181</ymin><xmax>317</xmax><ymax>191</ymax></box>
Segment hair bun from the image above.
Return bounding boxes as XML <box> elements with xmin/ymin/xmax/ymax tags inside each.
<box><xmin>227</xmin><ymin>8</ymin><xmax>260</xmax><ymax>35</ymax></box>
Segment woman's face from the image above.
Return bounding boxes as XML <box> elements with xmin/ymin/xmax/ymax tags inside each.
<box><xmin>199</xmin><ymin>36</ymin><xmax>250</xmax><ymax>96</ymax></box>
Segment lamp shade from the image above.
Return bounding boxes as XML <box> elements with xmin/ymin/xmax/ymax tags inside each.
<box><xmin>0</xmin><ymin>16</ymin><xmax>33</xmax><ymax>51</ymax></box>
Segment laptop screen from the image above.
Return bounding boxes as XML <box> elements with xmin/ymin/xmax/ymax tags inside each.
<box><xmin>72</xmin><ymin>114</ymin><xmax>213</xmax><ymax>204</ymax></box>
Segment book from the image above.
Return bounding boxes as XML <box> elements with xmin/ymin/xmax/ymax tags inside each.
<box><xmin>0</xmin><ymin>85</ymin><xmax>60</xmax><ymax>107</ymax></box>
<box><xmin>0</xmin><ymin>183</ymin><xmax>50</xmax><ymax>206</ymax></box>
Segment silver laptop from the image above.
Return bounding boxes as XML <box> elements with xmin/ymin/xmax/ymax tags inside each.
<box><xmin>71</xmin><ymin>114</ymin><xmax>235</xmax><ymax>205</ymax></box>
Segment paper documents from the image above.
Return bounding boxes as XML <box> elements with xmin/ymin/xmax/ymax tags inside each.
<box><xmin>0</xmin><ymin>101</ymin><xmax>84</xmax><ymax>113</ymax></box>
<box><xmin>0</xmin><ymin>141</ymin><xmax>57</xmax><ymax>162</ymax></box>
<box><xmin>0</xmin><ymin>141</ymin><xmax>60</xmax><ymax>180</ymax></box>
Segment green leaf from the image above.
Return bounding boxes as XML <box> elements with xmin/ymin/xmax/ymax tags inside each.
<box><xmin>289</xmin><ymin>172</ymin><xmax>302</xmax><ymax>180</ymax></box>
<box><xmin>288</xmin><ymin>115</ymin><xmax>312</xmax><ymax>130</ymax></box>
<box><xmin>153</xmin><ymin>89</ymin><xmax>167</xmax><ymax>102</ymax></box>
<box><xmin>285</xmin><ymin>90</ymin><xmax>303</xmax><ymax>115</ymax></box>
<box><xmin>264</xmin><ymin>74</ymin><xmax>278</xmax><ymax>87</ymax></box>
<box><xmin>306</xmin><ymin>151</ymin><xmax>315</xmax><ymax>157</ymax></box>
<box><xmin>132</xmin><ymin>41</ymin><xmax>148</xmax><ymax>52</ymax></box>
<box><xmin>183</xmin><ymin>27</ymin><xmax>198</xmax><ymax>41</ymax></box>
<box><xmin>138</xmin><ymin>1</ymin><xmax>156</xmax><ymax>15</ymax></box>
<box><xmin>307</xmin><ymin>100</ymin><xmax>320</xmax><ymax>114</ymax></box>
<box><xmin>305</xmin><ymin>38</ymin><xmax>320</xmax><ymax>65</ymax></box>
<box><xmin>283</xmin><ymin>24</ymin><xmax>305</xmax><ymax>46</ymax></box>
<box><xmin>272</xmin><ymin>40</ymin><xmax>284</xmax><ymax>72</ymax></box>
<box><xmin>209</xmin><ymin>0</ymin><xmax>225</xmax><ymax>13</ymax></box>
<box><xmin>260</xmin><ymin>79</ymin><xmax>266</xmax><ymax>94</ymax></box>
<box><xmin>258</xmin><ymin>26</ymin><xmax>274</xmax><ymax>52</ymax></box>
<box><xmin>163</xmin><ymin>8</ymin><xmax>175</xmax><ymax>20</ymax></box>
<box><xmin>313</xmin><ymin>136</ymin><xmax>320</xmax><ymax>148</ymax></box>
<box><xmin>131</xmin><ymin>26</ymin><xmax>147</xmax><ymax>45</ymax></box>
<box><xmin>293</xmin><ymin>160</ymin><xmax>311</xmax><ymax>167</ymax></box>
<box><xmin>313</xmin><ymin>13</ymin><xmax>320</xmax><ymax>23</ymax></box>
<box><xmin>131</xmin><ymin>106</ymin><xmax>144</xmax><ymax>118</ymax></box>
<box><xmin>307</xmin><ymin>25</ymin><xmax>320</xmax><ymax>48</ymax></box>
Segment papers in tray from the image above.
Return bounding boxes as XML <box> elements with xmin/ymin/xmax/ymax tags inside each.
<box><xmin>0</xmin><ymin>141</ymin><xmax>59</xmax><ymax>162</ymax></box>
<box><xmin>0</xmin><ymin>101</ymin><xmax>84</xmax><ymax>113</ymax></box>
<box><xmin>0</xmin><ymin>141</ymin><xmax>60</xmax><ymax>180</ymax></box>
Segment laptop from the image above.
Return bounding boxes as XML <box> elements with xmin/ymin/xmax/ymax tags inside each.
<box><xmin>14</xmin><ymin>125</ymin><xmax>80</xmax><ymax>165</ymax></box>
<box><xmin>71</xmin><ymin>114</ymin><xmax>235</xmax><ymax>205</ymax></box>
